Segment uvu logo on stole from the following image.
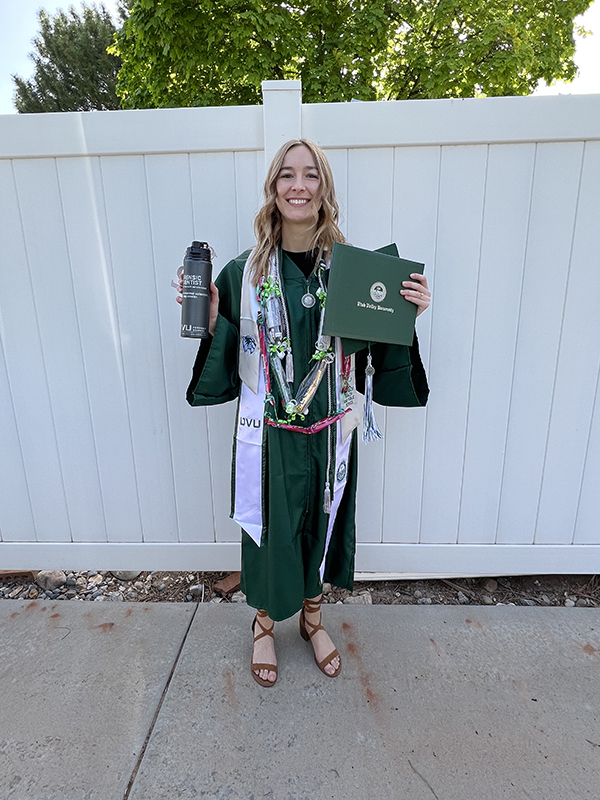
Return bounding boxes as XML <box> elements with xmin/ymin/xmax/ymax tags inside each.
<box><xmin>240</xmin><ymin>417</ymin><xmax>261</xmax><ymax>429</ymax></box>
<box><xmin>237</xmin><ymin>409</ymin><xmax>263</xmax><ymax>446</ymax></box>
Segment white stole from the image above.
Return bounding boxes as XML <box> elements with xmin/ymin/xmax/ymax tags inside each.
<box><xmin>233</xmin><ymin>253</ymin><xmax>359</xmax><ymax>552</ymax></box>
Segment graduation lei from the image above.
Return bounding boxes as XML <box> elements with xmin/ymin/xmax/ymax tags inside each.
<box><xmin>257</xmin><ymin>249</ymin><xmax>382</xmax><ymax>443</ymax></box>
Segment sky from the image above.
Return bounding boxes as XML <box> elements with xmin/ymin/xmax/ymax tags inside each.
<box><xmin>0</xmin><ymin>0</ymin><xmax>598</xmax><ymax>115</ymax></box>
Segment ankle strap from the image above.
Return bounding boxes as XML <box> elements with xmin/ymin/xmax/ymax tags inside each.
<box><xmin>303</xmin><ymin>598</ymin><xmax>322</xmax><ymax>614</ymax></box>
<box><xmin>253</xmin><ymin>612</ymin><xmax>274</xmax><ymax>640</ymax></box>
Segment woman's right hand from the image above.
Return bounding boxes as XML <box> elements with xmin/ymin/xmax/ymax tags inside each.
<box><xmin>207</xmin><ymin>281</ymin><xmax>219</xmax><ymax>336</ymax></box>
<box><xmin>175</xmin><ymin>272</ymin><xmax>219</xmax><ymax>337</ymax></box>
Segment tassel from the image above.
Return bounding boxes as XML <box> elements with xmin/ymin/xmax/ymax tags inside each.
<box><xmin>363</xmin><ymin>352</ymin><xmax>383</xmax><ymax>443</ymax></box>
<box><xmin>323</xmin><ymin>482</ymin><xmax>332</xmax><ymax>514</ymax></box>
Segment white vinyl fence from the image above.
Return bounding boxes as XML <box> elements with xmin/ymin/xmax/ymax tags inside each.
<box><xmin>1</xmin><ymin>82</ymin><xmax>600</xmax><ymax>575</ymax></box>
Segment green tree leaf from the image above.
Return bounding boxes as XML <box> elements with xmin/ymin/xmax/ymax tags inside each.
<box><xmin>111</xmin><ymin>0</ymin><xmax>595</xmax><ymax>109</ymax></box>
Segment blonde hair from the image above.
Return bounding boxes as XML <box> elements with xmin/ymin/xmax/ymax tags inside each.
<box><xmin>250</xmin><ymin>139</ymin><xmax>345</xmax><ymax>285</ymax></box>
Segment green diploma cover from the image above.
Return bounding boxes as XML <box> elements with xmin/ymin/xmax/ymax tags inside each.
<box><xmin>323</xmin><ymin>242</ymin><xmax>425</xmax><ymax>347</ymax></box>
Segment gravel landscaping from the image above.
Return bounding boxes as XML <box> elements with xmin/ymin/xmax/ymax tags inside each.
<box><xmin>1</xmin><ymin>570</ymin><xmax>598</xmax><ymax>608</ymax></box>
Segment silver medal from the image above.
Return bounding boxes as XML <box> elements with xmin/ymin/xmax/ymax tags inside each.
<box><xmin>301</xmin><ymin>292</ymin><xmax>316</xmax><ymax>308</ymax></box>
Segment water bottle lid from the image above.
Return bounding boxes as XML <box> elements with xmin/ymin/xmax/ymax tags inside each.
<box><xmin>189</xmin><ymin>241</ymin><xmax>212</xmax><ymax>261</ymax></box>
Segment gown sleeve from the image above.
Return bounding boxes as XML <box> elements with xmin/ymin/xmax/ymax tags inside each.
<box><xmin>185</xmin><ymin>253</ymin><xmax>247</xmax><ymax>407</ymax></box>
<box><xmin>355</xmin><ymin>333</ymin><xmax>429</xmax><ymax>408</ymax></box>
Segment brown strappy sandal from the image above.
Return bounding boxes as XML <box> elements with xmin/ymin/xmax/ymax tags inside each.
<box><xmin>299</xmin><ymin>597</ymin><xmax>342</xmax><ymax>678</ymax></box>
<box><xmin>251</xmin><ymin>610</ymin><xmax>277</xmax><ymax>687</ymax></box>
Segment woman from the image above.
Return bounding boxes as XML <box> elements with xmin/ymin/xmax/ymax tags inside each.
<box><xmin>181</xmin><ymin>139</ymin><xmax>430</xmax><ymax>687</ymax></box>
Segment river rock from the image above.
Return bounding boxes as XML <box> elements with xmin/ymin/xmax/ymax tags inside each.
<box><xmin>343</xmin><ymin>592</ymin><xmax>372</xmax><ymax>605</ymax></box>
<box><xmin>35</xmin><ymin>570</ymin><xmax>67</xmax><ymax>591</ymax></box>
<box><xmin>481</xmin><ymin>578</ymin><xmax>498</xmax><ymax>593</ymax></box>
<box><xmin>110</xmin><ymin>571</ymin><xmax>142</xmax><ymax>581</ymax></box>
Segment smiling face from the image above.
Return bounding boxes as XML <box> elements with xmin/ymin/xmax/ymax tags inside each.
<box><xmin>275</xmin><ymin>144</ymin><xmax>322</xmax><ymax>229</ymax></box>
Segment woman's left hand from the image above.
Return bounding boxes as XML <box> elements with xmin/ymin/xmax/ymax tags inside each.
<box><xmin>400</xmin><ymin>273</ymin><xmax>431</xmax><ymax>317</ymax></box>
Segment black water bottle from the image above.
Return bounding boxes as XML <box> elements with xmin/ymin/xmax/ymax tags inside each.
<box><xmin>180</xmin><ymin>241</ymin><xmax>212</xmax><ymax>339</ymax></box>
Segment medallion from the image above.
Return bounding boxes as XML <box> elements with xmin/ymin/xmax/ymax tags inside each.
<box><xmin>370</xmin><ymin>281</ymin><xmax>387</xmax><ymax>303</ymax></box>
<box><xmin>301</xmin><ymin>292</ymin><xmax>316</xmax><ymax>308</ymax></box>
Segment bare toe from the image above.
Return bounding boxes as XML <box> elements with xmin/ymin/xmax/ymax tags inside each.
<box><xmin>255</xmin><ymin>667</ymin><xmax>276</xmax><ymax>684</ymax></box>
<box><xmin>325</xmin><ymin>656</ymin><xmax>340</xmax><ymax>675</ymax></box>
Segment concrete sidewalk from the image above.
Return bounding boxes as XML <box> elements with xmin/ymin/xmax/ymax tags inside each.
<box><xmin>1</xmin><ymin>600</ymin><xmax>599</xmax><ymax>800</ymax></box>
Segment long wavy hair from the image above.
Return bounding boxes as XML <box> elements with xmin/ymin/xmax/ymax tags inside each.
<box><xmin>250</xmin><ymin>139</ymin><xmax>345</xmax><ymax>285</ymax></box>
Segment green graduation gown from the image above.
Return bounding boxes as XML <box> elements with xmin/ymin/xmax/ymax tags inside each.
<box><xmin>187</xmin><ymin>250</ymin><xmax>429</xmax><ymax>621</ymax></box>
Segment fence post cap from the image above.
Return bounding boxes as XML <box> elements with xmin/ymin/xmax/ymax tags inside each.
<box><xmin>261</xmin><ymin>80</ymin><xmax>302</xmax><ymax>92</ymax></box>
